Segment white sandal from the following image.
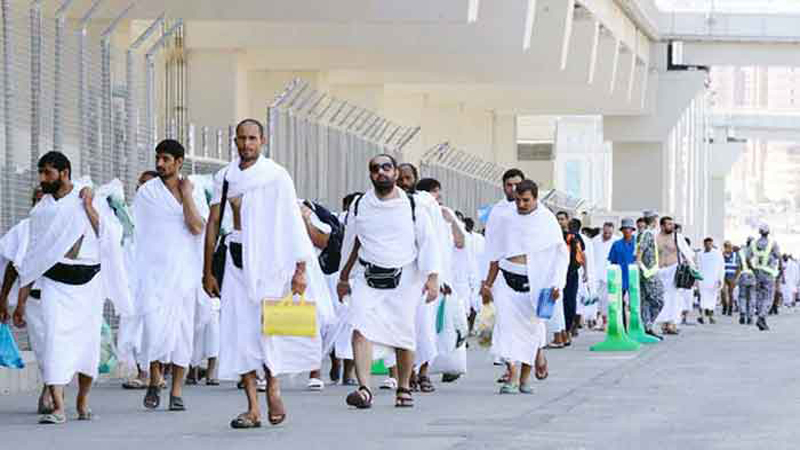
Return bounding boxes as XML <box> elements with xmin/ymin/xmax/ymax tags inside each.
<box><xmin>307</xmin><ymin>378</ymin><xmax>325</xmax><ymax>392</ymax></box>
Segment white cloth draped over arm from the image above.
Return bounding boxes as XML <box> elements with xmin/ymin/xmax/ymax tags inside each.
<box><xmin>94</xmin><ymin>181</ymin><xmax>134</xmax><ymax>317</ymax></box>
<box><xmin>413</xmin><ymin>202</ymin><xmax>441</xmax><ymax>277</ymax></box>
<box><xmin>227</xmin><ymin>157</ymin><xmax>315</xmax><ymax>303</ymax></box>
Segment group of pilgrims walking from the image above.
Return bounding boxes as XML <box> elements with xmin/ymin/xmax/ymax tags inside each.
<box><xmin>0</xmin><ymin>118</ymin><xmax>784</xmax><ymax>428</ymax></box>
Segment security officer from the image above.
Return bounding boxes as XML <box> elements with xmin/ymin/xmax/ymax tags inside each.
<box><xmin>737</xmin><ymin>237</ymin><xmax>756</xmax><ymax>325</ymax></box>
<box><xmin>751</xmin><ymin>224</ymin><xmax>780</xmax><ymax>331</ymax></box>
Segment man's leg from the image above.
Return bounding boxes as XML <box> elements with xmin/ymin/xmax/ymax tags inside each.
<box><xmin>239</xmin><ymin>371</ymin><xmax>261</xmax><ymax>422</ymax></box>
<box><xmin>264</xmin><ymin>369</ymin><xmax>285</xmax><ymax>423</ymax></box>
<box><xmin>149</xmin><ymin>361</ymin><xmax>162</xmax><ymax>387</ymax></box>
<box><xmin>76</xmin><ymin>374</ymin><xmax>93</xmax><ymax>416</ymax></box>
<box><xmin>395</xmin><ymin>348</ymin><xmax>414</xmax><ymax>391</ymax></box>
<box><xmin>207</xmin><ymin>357</ymin><xmax>218</xmax><ymax>381</ymax></box>
<box><xmin>171</xmin><ymin>364</ymin><xmax>186</xmax><ymax>399</ymax></box>
<box><xmin>48</xmin><ymin>385</ymin><xmax>66</xmax><ymax>417</ymax></box>
<box><xmin>352</xmin><ymin>330</ymin><xmax>373</xmax><ymax>388</ymax></box>
<box><xmin>519</xmin><ymin>363</ymin><xmax>532</xmax><ymax>386</ymax></box>
<box><xmin>343</xmin><ymin>359</ymin><xmax>356</xmax><ymax>382</ymax></box>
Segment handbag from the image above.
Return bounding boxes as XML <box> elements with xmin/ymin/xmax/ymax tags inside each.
<box><xmin>536</xmin><ymin>288</ymin><xmax>556</xmax><ymax>320</ymax></box>
<box><xmin>360</xmin><ymin>259</ymin><xmax>402</xmax><ymax>290</ymax></box>
<box><xmin>211</xmin><ymin>176</ymin><xmax>229</xmax><ymax>289</ymax></box>
<box><xmin>500</xmin><ymin>269</ymin><xmax>530</xmax><ymax>292</ymax></box>
<box><xmin>262</xmin><ymin>293</ymin><xmax>317</xmax><ymax>337</ymax></box>
<box><xmin>674</xmin><ymin>233</ymin><xmax>697</xmax><ymax>290</ymax></box>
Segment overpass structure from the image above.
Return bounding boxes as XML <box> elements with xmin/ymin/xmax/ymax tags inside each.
<box><xmin>2</xmin><ymin>0</ymin><xmax>799</xmax><ymax>243</ymax></box>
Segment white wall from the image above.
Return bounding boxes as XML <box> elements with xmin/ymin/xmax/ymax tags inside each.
<box><xmin>612</xmin><ymin>142</ymin><xmax>664</xmax><ymax>213</ymax></box>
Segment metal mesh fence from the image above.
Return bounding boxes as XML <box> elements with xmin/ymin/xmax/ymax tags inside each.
<box><xmin>267</xmin><ymin>79</ymin><xmax>420</xmax><ymax>211</ymax></box>
<box><xmin>419</xmin><ymin>142</ymin><xmax>505</xmax><ymax>220</ymax></box>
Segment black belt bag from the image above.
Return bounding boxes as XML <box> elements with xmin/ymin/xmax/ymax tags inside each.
<box><xmin>501</xmin><ymin>269</ymin><xmax>530</xmax><ymax>293</ymax></box>
<box><xmin>229</xmin><ymin>241</ymin><xmax>243</xmax><ymax>269</ymax></box>
<box><xmin>44</xmin><ymin>263</ymin><xmax>101</xmax><ymax>285</ymax></box>
<box><xmin>30</xmin><ymin>289</ymin><xmax>41</xmax><ymax>300</ymax></box>
<box><xmin>360</xmin><ymin>259</ymin><xmax>402</xmax><ymax>290</ymax></box>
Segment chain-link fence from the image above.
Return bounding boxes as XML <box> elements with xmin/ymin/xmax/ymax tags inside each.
<box><xmin>419</xmin><ymin>142</ymin><xmax>504</xmax><ymax>220</ymax></box>
<box><xmin>267</xmin><ymin>79</ymin><xmax>420</xmax><ymax>211</ymax></box>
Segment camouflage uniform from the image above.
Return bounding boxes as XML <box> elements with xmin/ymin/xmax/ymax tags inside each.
<box><xmin>638</xmin><ymin>230</ymin><xmax>664</xmax><ymax>328</ymax></box>
<box><xmin>737</xmin><ymin>247</ymin><xmax>756</xmax><ymax>320</ymax></box>
<box><xmin>752</xmin><ymin>236</ymin><xmax>780</xmax><ymax>319</ymax></box>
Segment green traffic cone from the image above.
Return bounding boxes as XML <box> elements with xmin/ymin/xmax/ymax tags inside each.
<box><xmin>591</xmin><ymin>266</ymin><xmax>641</xmax><ymax>352</ymax></box>
<box><xmin>371</xmin><ymin>359</ymin><xmax>389</xmax><ymax>375</ymax></box>
<box><xmin>626</xmin><ymin>265</ymin><xmax>659</xmax><ymax>344</ymax></box>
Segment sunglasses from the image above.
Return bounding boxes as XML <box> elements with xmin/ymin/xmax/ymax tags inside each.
<box><xmin>369</xmin><ymin>162</ymin><xmax>395</xmax><ymax>174</ymax></box>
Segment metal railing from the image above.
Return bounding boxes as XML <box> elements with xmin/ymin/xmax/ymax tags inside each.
<box><xmin>419</xmin><ymin>142</ymin><xmax>504</xmax><ymax>218</ymax></box>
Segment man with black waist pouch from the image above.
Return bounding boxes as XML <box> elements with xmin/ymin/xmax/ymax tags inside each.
<box><xmin>337</xmin><ymin>154</ymin><xmax>440</xmax><ymax>410</ymax></box>
<box><xmin>480</xmin><ymin>180</ymin><xmax>568</xmax><ymax>394</ymax></box>
<box><xmin>12</xmin><ymin>151</ymin><xmax>131</xmax><ymax>425</ymax></box>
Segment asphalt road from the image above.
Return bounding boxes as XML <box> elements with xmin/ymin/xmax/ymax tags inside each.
<box><xmin>1</xmin><ymin>309</ymin><xmax>798</xmax><ymax>450</ymax></box>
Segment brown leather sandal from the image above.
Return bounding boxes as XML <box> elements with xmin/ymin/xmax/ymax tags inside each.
<box><xmin>345</xmin><ymin>386</ymin><xmax>373</xmax><ymax>409</ymax></box>
<box><xmin>395</xmin><ymin>387</ymin><xmax>414</xmax><ymax>408</ymax></box>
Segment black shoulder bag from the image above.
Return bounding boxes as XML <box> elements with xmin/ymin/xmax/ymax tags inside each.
<box><xmin>211</xmin><ymin>177</ymin><xmax>229</xmax><ymax>289</ymax></box>
<box><xmin>674</xmin><ymin>232</ymin><xmax>696</xmax><ymax>289</ymax></box>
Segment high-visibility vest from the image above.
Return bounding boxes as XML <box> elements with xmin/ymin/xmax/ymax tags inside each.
<box><xmin>738</xmin><ymin>249</ymin><xmax>753</xmax><ymax>275</ymax></box>
<box><xmin>638</xmin><ymin>231</ymin><xmax>660</xmax><ymax>279</ymax></box>
<box><xmin>750</xmin><ymin>239</ymin><xmax>778</xmax><ymax>278</ymax></box>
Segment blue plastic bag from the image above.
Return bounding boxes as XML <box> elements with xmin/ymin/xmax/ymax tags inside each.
<box><xmin>0</xmin><ymin>324</ymin><xmax>25</xmax><ymax>369</ymax></box>
<box><xmin>98</xmin><ymin>320</ymin><xmax>117</xmax><ymax>375</ymax></box>
<box><xmin>536</xmin><ymin>288</ymin><xmax>556</xmax><ymax>320</ymax></box>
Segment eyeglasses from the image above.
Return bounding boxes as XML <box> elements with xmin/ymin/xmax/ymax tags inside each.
<box><xmin>369</xmin><ymin>162</ymin><xmax>394</xmax><ymax>174</ymax></box>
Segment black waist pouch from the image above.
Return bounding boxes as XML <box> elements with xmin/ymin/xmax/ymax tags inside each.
<box><xmin>229</xmin><ymin>242</ymin><xmax>243</xmax><ymax>269</ymax></box>
<box><xmin>44</xmin><ymin>263</ymin><xmax>101</xmax><ymax>285</ymax></box>
<box><xmin>501</xmin><ymin>269</ymin><xmax>530</xmax><ymax>293</ymax></box>
<box><xmin>30</xmin><ymin>289</ymin><xmax>41</xmax><ymax>300</ymax></box>
<box><xmin>360</xmin><ymin>259</ymin><xmax>402</xmax><ymax>290</ymax></box>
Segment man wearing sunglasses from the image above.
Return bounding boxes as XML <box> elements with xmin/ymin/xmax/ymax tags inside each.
<box><xmin>337</xmin><ymin>154</ymin><xmax>440</xmax><ymax>410</ymax></box>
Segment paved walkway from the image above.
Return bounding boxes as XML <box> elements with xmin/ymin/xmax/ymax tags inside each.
<box><xmin>2</xmin><ymin>310</ymin><xmax>799</xmax><ymax>450</ymax></box>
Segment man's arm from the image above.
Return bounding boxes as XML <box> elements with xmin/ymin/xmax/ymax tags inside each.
<box><xmin>179</xmin><ymin>178</ymin><xmax>205</xmax><ymax>236</ymax></box>
<box><xmin>202</xmin><ymin>204</ymin><xmax>221</xmax><ymax>297</ymax></box>
<box><xmin>301</xmin><ymin>206</ymin><xmax>330</xmax><ymax>250</ymax></box>
<box><xmin>0</xmin><ymin>264</ymin><xmax>18</xmax><ymax>323</ymax></box>
<box><xmin>12</xmin><ymin>282</ymin><xmax>33</xmax><ymax>328</ymax></box>
<box><xmin>480</xmin><ymin>261</ymin><xmax>500</xmax><ymax>304</ymax></box>
<box><xmin>80</xmin><ymin>187</ymin><xmax>100</xmax><ymax>236</ymax></box>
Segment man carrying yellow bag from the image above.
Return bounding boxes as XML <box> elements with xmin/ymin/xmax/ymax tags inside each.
<box><xmin>203</xmin><ymin>119</ymin><xmax>330</xmax><ymax>429</ymax></box>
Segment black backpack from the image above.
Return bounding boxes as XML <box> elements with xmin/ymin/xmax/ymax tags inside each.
<box><xmin>304</xmin><ymin>200</ymin><xmax>344</xmax><ymax>275</ymax></box>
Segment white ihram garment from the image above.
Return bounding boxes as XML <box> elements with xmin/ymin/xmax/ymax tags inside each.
<box><xmin>0</xmin><ymin>219</ymin><xmax>45</xmax><ymax>376</ymax></box>
<box><xmin>345</xmin><ymin>188</ymin><xmax>440</xmax><ymax>354</ymax></box>
<box><xmin>212</xmin><ymin>156</ymin><xmax>325</xmax><ymax>378</ymax></box>
<box><xmin>18</xmin><ymin>183</ymin><xmax>131</xmax><ymax>384</ymax></box>
<box><xmin>133</xmin><ymin>178</ymin><xmax>203</xmax><ymax>368</ymax></box>
<box><xmin>698</xmin><ymin>249</ymin><xmax>725</xmax><ymax>311</ymax></box>
<box><xmin>487</xmin><ymin>205</ymin><xmax>568</xmax><ymax>365</ymax></box>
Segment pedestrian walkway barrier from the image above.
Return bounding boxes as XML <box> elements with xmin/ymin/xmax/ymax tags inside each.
<box><xmin>626</xmin><ymin>265</ymin><xmax>660</xmax><ymax>344</ymax></box>
<box><xmin>371</xmin><ymin>359</ymin><xmax>389</xmax><ymax>375</ymax></box>
<box><xmin>591</xmin><ymin>265</ymin><xmax>641</xmax><ymax>352</ymax></box>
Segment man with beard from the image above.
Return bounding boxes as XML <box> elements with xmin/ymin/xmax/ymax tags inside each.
<box><xmin>0</xmin><ymin>188</ymin><xmax>49</xmax><ymax>413</ymax></box>
<box><xmin>337</xmin><ymin>154</ymin><xmax>440</xmax><ymax>409</ymax></box>
<box><xmin>481</xmin><ymin>180</ymin><xmax>567</xmax><ymax>394</ymax></box>
<box><xmin>416</xmin><ymin>178</ymin><xmax>466</xmax><ymax>390</ymax></box>
<box><xmin>134</xmin><ymin>139</ymin><xmax>206</xmax><ymax>412</ymax></box>
<box><xmin>12</xmin><ymin>151</ymin><xmax>130</xmax><ymax>424</ymax></box>
<box><xmin>483</xmin><ymin>169</ymin><xmax>526</xmax><ymax>381</ymax></box>
<box><xmin>654</xmin><ymin>216</ymin><xmax>695</xmax><ymax>335</ymax></box>
<box><xmin>203</xmin><ymin>119</ymin><xmax>325</xmax><ymax>428</ymax></box>
<box><xmin>636</xmin><ymin>211</ymin><xmax>664</xmax><ymax>340</ymax></box>
<box><xmin>592</xmin><ymin>222</ymin><xmax>617</xmax><ymax>331</ymax></box>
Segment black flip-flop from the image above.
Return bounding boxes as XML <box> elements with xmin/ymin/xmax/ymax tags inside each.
<box><xmin>230</xmin><ymin>414</ymin><xmax>262</xmax><ymax>429</ymax></box>
<box><xmin>143</xmin><ymin>386</ymin><xmax>160</xmax><ymax>410</ymax></box>
<box><xmin>169</xmin><ymin>395</ymin><xmax>186</xmax><ymax>411</ymax></box>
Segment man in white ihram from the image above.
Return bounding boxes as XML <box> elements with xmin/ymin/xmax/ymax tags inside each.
<box><xmin>337</xmin><ymin>154</ymin><xmax>440</xmax><ymax>409</ymax></box>
<box><xmin>134</xmin><ymin>139</ymin><xmax>206</xmax><ymax>411</ymax></box>
<box><xmin>480</xmin><ymin>180</ymin><xmax>568</xmax><ymax>394</ymax></box>
<box><xmin>12</xmin><ymin>151</ymin><xmax>130</xmax><ymax>425</ymax></box>
<box><xmin>203</xmin><ymin>119</ymin><xmax>326</xmax><ymax>428</ymax></box>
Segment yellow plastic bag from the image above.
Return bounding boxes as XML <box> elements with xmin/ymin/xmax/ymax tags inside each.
<box><xmin>262</xmin><ymin>293</ymin><xmax>317</xmax><ymax>337</ymax></box>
